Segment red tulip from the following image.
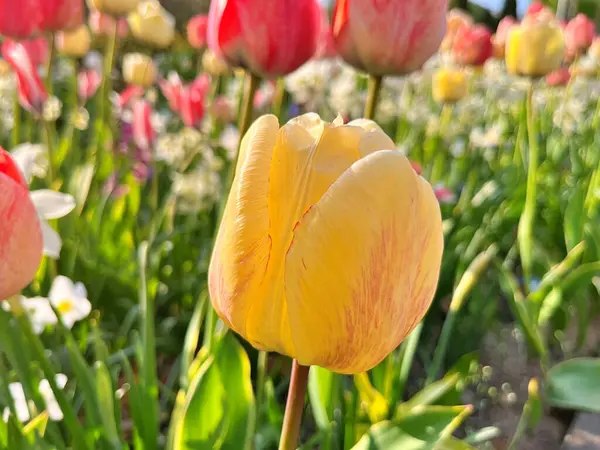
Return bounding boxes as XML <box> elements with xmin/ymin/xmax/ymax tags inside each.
<box><xmin>565</xmin><ymin>14</ymin><xmax>596</xmax><ymax>60</ymax></box>
<box><xmin>12</xmin><ymin>37</ymin><xmax>50</xmax><ymax>68</ymax></box>
<box><xmin>117</xmin><ymin>85</ymin><xmax>144</xmax><ymax>109</ymax></box>
<box><xmin>452</xmin><ymin>24</ymin><xmax>493</xmax><ymax>66</ymax></box>
<box><xmin>0</xmin><ymin>0</ymin><xmax>42</xmax><ymax>39</ymax></box>
<box><xmin>207</xmin><ymin>0</ymin><xmax>321</xmax><ymax>77</ymax></box>
<box><xmin>0</xmin><ymin>148</ymin><xmax>43</xmax><ymax>300</ymax></box>
<box><xmin>546</xmin><ymin>67</ymin><xmax>571</xmax><ymax>86</ymax></box>
<box><xmin>40</xmin><ymin>0</ymin><xmax>84</xmax><ymax>32</ymax></box>
<box><xmin>78</xmin><ymin>70</ymin><xmax>102</xmax><ymax>102</ymax></box>
<box><xmin>132</xmin><ymin>100</ymin><xmax>155</xmax><ymax>151</ymax></box>
<box><xmin>316</xmin><ymin>10</ymin><xmax>337</xmax><ymax>59</ymax></box>
<box><xmin>332</xmin><ymin>0</ymin><xmax>448</xmax><ymax>75</ymax></box>
<box><xmin>180</xmin><ymin>75</ymin><xmax>210</xmax><ymax>128</ymax></box>
<box><xmin>2</xmin><ymin>41</ymin><xmax>48</xmax><ymax>115</ymax></box>
<box><xmin>526</xmin><ymin>1</ymin><xmax>547</xmax><ymax>16</ymax></box>
<box><xmin>187</xmin><ymin>14</ymin><xmax>209</xmax><ymax>50</ymax></box>
<box><xmin>158</xmin><ymin>72</ymin><xmax>183</xmax><ymax>113</ymax></box>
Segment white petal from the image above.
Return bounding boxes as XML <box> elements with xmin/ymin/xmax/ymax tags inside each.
<box><xmin>49</xmin><ymin>276</ymin><xmax>75</xmax><ymax>303</ymax></box>
<box><xmin>74</xmin><ymin>282</ymin><xmax>87</xmax><ymax>299</ymax></box>
<box><xmin>55</xmin><ymin>374</ymin><xmax>68</xmax><ymax>390</ymax></box>
<box><xmin>74</xmin><ymin>297</ymin><xmax>92</xmax><ymax>321</ymax></box>
<box><xmin>8</xmin><ymin>383</ymin><xmax>30</xmax><ymax>423</ymax></box>
<box><xmin>10</xmin><ymin>144</ymin><xmax>47</xmax><ymax>182</ymax></box>
<box><xmin>40</xmin><ymin>221</ymin><xmax>62</xmax><ymax>259</ymax></box>
<box><xmin>39</xmin><ymin>378</ymin><xmax>65</xmax><ymax>422</ymax></box>
<box><xmin>30</xmin><ymin>190</ymin><xmax>76</xmax><ymax>220</ymax></box>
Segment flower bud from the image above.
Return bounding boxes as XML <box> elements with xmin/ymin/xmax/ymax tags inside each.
<box><xmin>128</xmin><ymin>1</ymin><xmax>175</xmax><ymax>50</ymax></box>
<box><xmin>122</xmin><ymin>53</ymin><xmax>156</xmax><ymax>87</ymax></box>
<box><xmin>57</xmin><ymin>25</ymin><xmax>92</xmax><ymax>58</ymax></box>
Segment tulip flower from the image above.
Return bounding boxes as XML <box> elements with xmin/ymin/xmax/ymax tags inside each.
<box><xmin>78</xmin><ymin>70</ymin><xmax>102</xmax><ymax>102</ymax></box>
<box><xmin>132</xmin><ymin>99</ymin><xmax>155</xmax><ymax>151</ymax></box>
<box><xmin>179</xmin><ymin>75</ymin><xmax>210</xmax><ymax>128</ymax></box>
<box><xmin>56</xmin><ymin>25</ymin><xmax>92</xmax><ymax>58</ymax></box>
<box><xmin>441</xmin><ymin>8</ymin><xmax>473</xmax><ymax>52</ymax></box>
<box><xmin>88</xmin><ymin>0</ymin><xmax>140</xmax><ymax>17</ymax></box>
<box><xmin>332</xmin><ymin>0</ymin><xmax>448</xmax><ymax>75</ymax></box>
<box><xmin>208</xmin><ymin>0</ymin><xmax>321</xmax><ymax>77</ymax></box>
<box><xmin>432</xmin><ymin>67</ymin><xmax>468</xmax><ymax>104</ymax></box>
<box><xmin>202</xmin><ymin>50</ymin><xmax>230</xmax><ymax>76</ymax></box>
<box><xmin>316</xmin><ymin>10</ymin><xmax>337</xmax><ymax>59</ymax></box>
<box><xmin>209</xmin><ymin>113</ymin><xmax>443</xmax><ymax>373</ymax></box>
<box><xmin>187</xmin><ymin>14</ymin><xmax>209</xmax><ymax>50</ymax></box>
<box><xmin>0</xmin><ymin>0</ymin><xmax>42</xmax><ymax>39</ymax></box>
<box><xmin>16</xmin><ymin>37</ymin><xmax>50</xmax><ymax>68</ymax></box>
<box><xmin>452</xmin><ymin>24</ymin><xmax>493</xmax><ymax>66</ymax></box>
<box><xmin>122</xmin><ymin>53</ymin><xmax>156</xmax><ymax>87</ymax></box>
<box><xmin>89</xmin><ymin>10</ymin><xmax>129</xmax><ymax>38</ymax></box>
<box><xmin>211</xmin><ymin>96</ymin><xmax>235</xmax><ymax>123</ymax></box>
<box><xmin>588</xmin><ymin>37</ymin><xmax>600</xmax><ymax>60</ymax></box>
<box><xmin>546</xmin><ymin>67</ymin><xmax>571</xmax><ymax>86</ymax></box>
<box><xmin>2</xmin><ymin>41</ymin><xmax>48</xmax><ymax>115</ymax></box>
<box><xmin>128</xmin><ymin>1</ymin><xmax>175</xmax><ymax>50</ymax></box>
<box><xmin>40</xmin><ymin>0</ymin><xmax>84</xmax><ymax>32</ymax></box>
<box><xmin>492</xmin><ymin>17</ymin><xmax>517</xmax><ymax>59</ymax></box>
<box><xmin>526</xmin><ymin>1</ymin><xmax>548</xmax><ymax>16</ymax></box>
<box><xmin>434</xmin><ymin>185</ymin><xmax>456</xmax><ymax>204</ymax></box>
<box><xmin>0</xmin><ymin>148</ymin><xmax>43</xmax><ymax>300</ymax></box>
<box><xmin>564</xmin><ymin>14</ymin><xmax>596</xmax><ymax>61</ymax></box>
<box><xmin>117</xmin><ymin>85</ymin><xmax>144</xmax><ymax>109</ymax></box>
<box><xmin>506</xmin><ymin>15</ymin><xmax>565</xmax><ymax>77</ymax></box>
<box><xmin>159</xmin><ymin>72</ymin><xmax>183</xmax><ymax>113</ymax></box>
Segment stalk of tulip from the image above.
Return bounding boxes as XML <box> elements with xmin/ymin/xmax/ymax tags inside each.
<box><xmin>45</xmin><ymin>33</ymin><xmax>56</xmax><ymax>95</ymax></box>
<box><xmin>278</xmin><ymin>361</ymin><xmax>310</xmax><ymax>450</ymax></box>
<box><xmin>364</xmin><ymin>75</ymin><xmax>382</xmax><ymax>120</ymax></box>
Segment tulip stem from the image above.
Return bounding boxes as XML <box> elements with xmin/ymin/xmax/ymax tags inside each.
<box><xmin>278</xmin><ymin>360</ymin><xmax>310</xmax><ymax>450</ymax></box>
<box><xmin>101</xmin><ymin>21</ymin><xmax>119</xmax><ymax>127</ymax></box>
<box><xmin>364</xmin><ymin>75</ymin><xmax>383</xmax><ymax>120</ymax></box>
<box><xmin>45</xmin><ymin>33</ymin><xmax>56</xmax><ymax>95</ymax></box>
<box><xmin>43</xmin><ymin>120</ymin><xmax>55</xmax><ymax>184</ymax></box>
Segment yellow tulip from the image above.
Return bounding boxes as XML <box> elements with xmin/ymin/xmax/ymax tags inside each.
<box><xmin>202</xmin><ymin>50</ymin><xmax>230</xmax><ymax>76</ymax></box>
<box><xmin>57</xmin><ymin>26</ymin><xmax>92</xmax><ymax>58</ymax></box>
<box><xmin>505</xmin><ymin>15</ymin><xmax>565</xmax><ymax>77</ymax></box>
<box><xmin>122</xmin><ymin>53</ymin><xmax>156</xmax><ymax>87</ymax></box>
<box><xmin>432</xmin><ymin>67</ymin><xmax>468</xmax><ymax>104</ymax></box>
<box><xmin>87</xmin><ymin>0</ymin><xmax>139</xmax><ymax>17</ymax></box>
<box><xmin>128</xmin><ymin>1</ymin><xmax>175</xmax><ymax>50</ymax></box>
<box><xmin>209</xmin><ymin>114</ymin><xmax>444</xmax><ymax>374</ymax></box>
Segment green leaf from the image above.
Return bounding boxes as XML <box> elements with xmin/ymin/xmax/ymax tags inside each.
<box><xmin>180</xmin><ymin>294</ymin><xmax>207</xmax><ymax>390</ymax></box>
<box><xmin>564</xmin><ymin>186</ymin><xmax>586</xmax><ymax>251</ymax></box>
<box><xmin>308</xmin><ymin>366</ymin><xmax>335</xmax><ymax>431</ymax></box>
<box><xmin>546</xmin><ymin>358</ymin><xmax>600</xmax><ymax>413</ymax></box>
<box><xmin>537</xmin><ymin>287</ymin><xmax>563</xmax><ymax>326</ymax></box>
<box><xmin>94</xmin><ymin>362</ymin><xmax>121</xmax><ymax>447</ymax></box>
<box><xmin>352</xmin><ymin>406</ymin><xmax>472</xmax><ymax>450</ymax></box>
<box><xmin>398</xmin><ymin>372</ymin><xmax>460</xmax><ymax>415</ymax></box>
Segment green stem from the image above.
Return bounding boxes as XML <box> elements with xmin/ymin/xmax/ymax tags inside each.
<box><xmin>278</xmin><ymin>360</ymin><xmax>310</xmax><ymax>450</ymax></box>
<box><xmin>43</xmin><ymin>120</ymin><xmax>55</xmax><ymax>184</ymax></box>
<box><xmin>363</xmin><ymin>75</ymin><xmax>383</xmax><ymax>120</ymax></box>
<box><xmin>272</xmin><ymin>78</ymin><xmax>286</xmax><ymax>120</ymax></box>
<box><xmin>11</xmin><ymin>94</ymin><xmax>20</xmax><ymax>147</ymax></box>
<box><xmin>45</xmin><ymin>33</ymin><xmax>56</xmax><ymax>95</ymax></box>
<box><xmin>101</xmin><ymin>21</ymin><xmax>118</xmax><ymax>127</ymax></box>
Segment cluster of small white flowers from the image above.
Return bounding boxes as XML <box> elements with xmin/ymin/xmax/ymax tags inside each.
<box><xmin>0</xmin><ymin>72</ymin><xmax>16</xmax><ymax>131</ymax></box>
<box><xmin>286</xmin><ymin>59</ymin><xmax>342</xmax><ymax>111</ymax></box>
<box><xmin>327</xmin><ymin>63</ymin><xmax>366</xmax><ymax>119</ymax></box>
<box><xmin>155</xmin><ymin>127</ymin><xmax>216</xmax><ymax>170</ymax></box>
<box><xmin>173</xmin><ymin>167</ymin><xmax>221</xmax><ymax>214</ymax></box>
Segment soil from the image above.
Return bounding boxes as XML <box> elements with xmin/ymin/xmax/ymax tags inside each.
<box><xmin>464</xmin><ymin>319</ymin><xmax>600</xmax><ymax>450</ymax></box>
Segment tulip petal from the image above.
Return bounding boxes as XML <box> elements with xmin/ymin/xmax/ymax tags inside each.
<box><xmin>284</xmin><ymin>150</ymin><xmax>443</xmax><ymax>373</ymax></box>
<box><xmin>30</xmin><ymin>190</ymin><xmax>76</xmax><ymax>220</ymax></box>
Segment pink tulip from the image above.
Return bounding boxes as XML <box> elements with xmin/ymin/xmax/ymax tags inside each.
<box><xmin>546</xmin><ymin>68</ymin><xmax>571</xmax><ymax>86</ymax></box>
<box><xmin>40</xmin><ymin>0</ymin><xmax>84</xmax><ymax>32</ymax></box>
<box><xmin>434</xmin><ymin>185</ymin><xmax>456</xmax><ymax>204</ymax></box>
<box><xmin>452</xmin><ymin>24</ymin><xmax>493</xmax><ymax>66</ymax></box>
<box><xmin>492</xmin><ymin>16</ymin><xmax>517</xmax><ymax>59</ymax></box>
<box><xmin>159</xmin><ymin>72</ymin><xmax>183</xmax><ymax>113</ymax></box>
<box><xmin>180</xmin><ymin>75</ymin><xmax>210</xmax><ymax>128</ymax></box>
<box><xmin>0</xmin><ymin>0</ymin><xmax>43</xmax><ymax>39</ymax></box>
<box><xmin>526</xmin><ymin>1</ymin><xmax>547</xmax><ymax>16</ymax></box>
<box><xmin>78</xmin><ymin>70</ymin><xmax>102</xmax><ymax>102</ymax></box>
<box><xmin>89</xmin><ymin>10</ymin><xmax>129</xmax><ymax>38</ymax></box>
<box><xmin>208</xmin><ymin>0</ymin><xmax>321</xmax><ymax>77</ymax></box>
<box><xmin>332</xmin><ymin>0</ymin><xmax>448</xmax><ymax>75</ymax></box>
<box><xmin>187</xmin><ymin>14</ymin><xmax>209</xmax><ymax>50</ymax></box>
<box><xmin>565</xmin><ymin>14</ymin><xmax>596</xmax><ymax>60</ymax></box>
<box><xmin>0</xmin><ymin>148</ymin><xmax>43</xmax><ymax>300</ymax></box>
<box><xmin>132</xmin><ymin>100</ymin><xmax>155</xmax><ymax>151</ymax></box>
<box><xmin>410</xmin><ymin>160</ymin><xmax>422</xmax><ymax>175</ymax></box>
<box><xmin>118</xmin><ymin>85</ymin><xmax>144</xmax><ymax>109</ymax></box>
<box><xmin>210</xmin><ymin>96</ymin><xmax>234</xmax><ymax>123</ymax></box>
<box><xmin>14</xmin><ymin>37</ymin><xmax>50</xmax><ymax>68</ymax></box>
<box><xmin>316</xmin><ymin>10</ymin><xmax>337</xmax><ymax>59</ymax></box>
<box><xmin>2</xmin><ymin>41</ymin><xmax>48</xmax><ymax>115</ymax></box>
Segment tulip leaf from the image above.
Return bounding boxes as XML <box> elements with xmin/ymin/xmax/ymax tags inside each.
<box><xmin>397</xmin><ymin>372</ymin><xmax>461</xmax><ymax>416</ymax></box>
<box><xmin>546</xmin><ymin>358</ymin><xmax>600</xmax><ymax>413</ymax></box>
<box><xmin>308</xmin><ymin>366</ymin><xmax>335</xmax><ymax>431</ymax></box>
<box><xmin>94</xmin><ymin>362</ymin><xmax>121</xmax><ymax>447</ymax></box>
<box><xmin>352</xmin><ymin>405</ymin><xmax>472</xmax><ymax>450</ymax></box>
<box><xmin>564</xmin><ymin>186</ymin><xmax>586</xmax><ymax>251</ymax></box>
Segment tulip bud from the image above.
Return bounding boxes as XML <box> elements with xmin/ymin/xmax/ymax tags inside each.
<box><xmin>88</xmin><ymin>0</ymin><xmax>140</xmax><ymax>17</ymax></box>
<box><xmin>452</xmin><ymin>24</ymin><xmax>493</xmax><ymax>66</ymax></box>
<box><xmin>588</xmin><ymin>37</ymin><xmax>600</xmax><ymax>61</ymax></box>
<box><xmin>89</xmin><ymin>10</ymin><xmax>129</xmax><ymax>38</ymax></box>
<box><xmin>506</xmin><ymin>15</ymin><xmax>565</xmax><ymax>77</ymax></box>
<box><xmin>78</xmin><ymin>70</ymin><xmax>102</xmax><ymax>101</ymax></box>
<box><xmin>209</xmin><ymin>113</ymin><xmax>443</xmax><ymax>373</ymax></box>
<box><xmin>57</xmin><ymin>26</ymin><xmax>92</xmax><ymax>58</ymax></box>
<box><xmin>546</xmin><ymin>67</ymin><xmax>571</xmax><ymax>86</ymax></box>
<box><xmin>132</xmin><ymin>99</ymin><xmax>155</xmax><ymax>150</ymax></box>
<box><xmin>128</xmin><ymin>1</ymin><xmax>175</xmax><ymax>50</ymax></box>
<box><xmin>187</xmin><ymin>14</ymin><xmax>208</xmax><ymax>50</ymax></box>
<box><xmin>564</xmin><ymin>14</ymin><xmax>596</xmax><ymax>61</ymax></box>
<box><xmin>202</xmin><ymin>49</ymin><xmax>230</xmax><ymax>76</ymax></box>
<box><xmin>0</xmin><ymin>148</ymin><xmax>43</xmax><ymax>300</ymax></box>
<box><xmin>122</xmin><ymin>53</ymin><xmax>156</xmax><ymax>87</ymax></box>
<box><xmin>432</xmin><ymin>67</ymin><xmax>468</xmax><ymax>104</ymax></box>
<box><xmin>2</xmin><ymin>41</ymin><xmax>48</xmax><ymax>115</ymax></box>
<box><xmin>525</xmin><ymin>1</ymin><xmax>548</xmax><ymax>17</ymax></box>
<box><xmin>333</xmin><ymin>0</ymin><xmax>448</xmax><ymax>75</ymax></box>
<box><xmin>180</xmin><ymin>75</ymin><xmax>210</xmax><ymax>128</ymax></box>
<box><xmin>0</xmin><ymin>0</ymin><xmax>42</xmax><ymax>39</ymax></box>
<box><xmin>441</xmin><ymin>9</ymin><xmax>473</xmax><ymax>52</ymax></box>
<box><xmin>492</xmin><ymin>17</ymin><xmax>517</xmax><ymax>59</ymax></box>
<box><xmin>208</xmin><ymin>0</ymin><xmax>321</xmax><ymax>77</ymax></box>
<box><xmin>40</xmin><ymin>0</ymin><xmax>84</xmax><ymax>33</ymax></box>
<box><xmin>211</xmin><ymin>96</ymin><xmax>234</xmax><ymax>123</ymax></box>
<box><xmin>159</xmin><ymin>72</ymin><xmax>183</xmax><ymax>113</ymax></box>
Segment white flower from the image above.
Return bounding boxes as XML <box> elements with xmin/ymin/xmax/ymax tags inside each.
<box><xmin>10</xmin><ymin>145</ymin><xmax>76</xmax><ymax>259</ymax></box>
<box><xmin>20</xmin><ymin>296</ymin><xmax>58</xmax><ymax>334</ymax></box>
<box><xmin>3</xmin><ymin>375</ymin><xmax>67</xmax><ymax>423</ymax></box>
<box><xmin>220</xmin><ymin>125</ymin><xmax>240</xmax><ymax>160</ymax></box>
<box><xmin>48</xmin><ymin>276</ymin><xmax>91</xmax><ymax>329</ymax></box>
